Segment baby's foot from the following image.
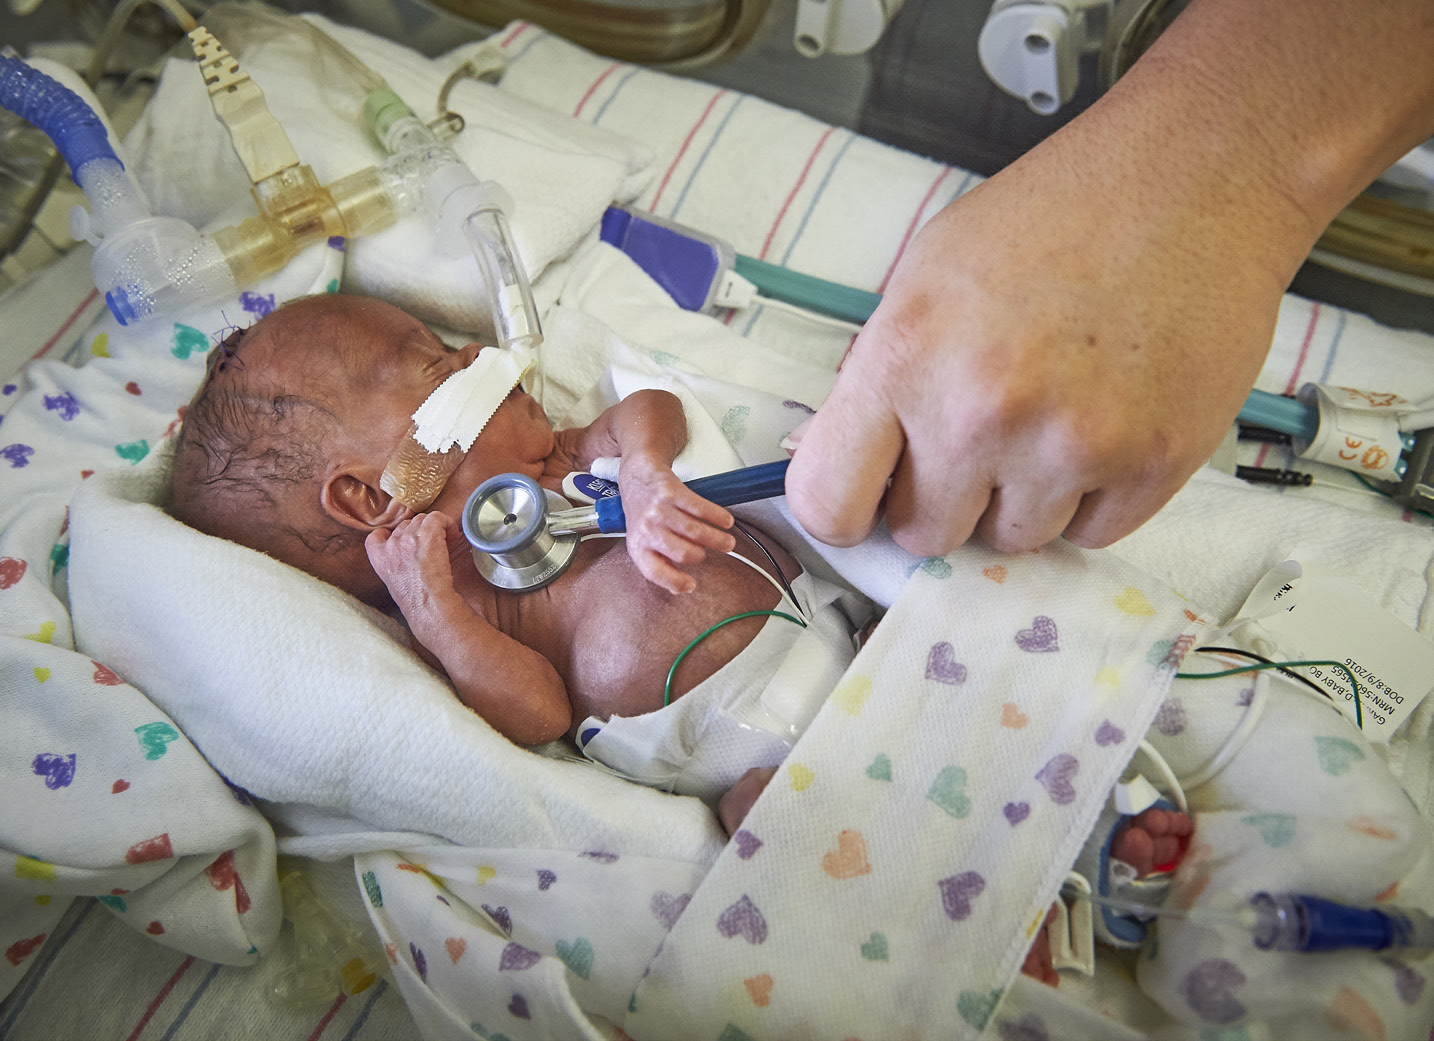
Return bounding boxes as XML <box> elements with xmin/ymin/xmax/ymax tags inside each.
<box><xmin>1111</xmin><ymin>806</ymin><xmax>1192</xmax><ymax>876</ymax></box>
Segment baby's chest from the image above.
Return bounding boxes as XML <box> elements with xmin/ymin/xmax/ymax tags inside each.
<box><xmin>554</xmin><ymin>549</ymin><xmax>781</xmax><ymax>714</ymax></box>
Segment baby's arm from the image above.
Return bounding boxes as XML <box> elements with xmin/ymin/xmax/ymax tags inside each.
<box><xmin>366</xmin><ymin>512</ymin><xmax>571</xmax><ymax>745</ymax></box>
<box><xmin>562</xmin><ymin>389</ymin><xmax>736</xmax><ymax>594</ymax></box>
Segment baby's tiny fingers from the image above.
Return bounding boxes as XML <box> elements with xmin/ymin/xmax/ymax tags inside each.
<box><xmin>654</xmin><ymin>506</ymin><xmax>736</xmax><ymax>553</ymax></box>
<box><xmin>639</xmin><ymin>551</ymin><xmax>697</xmax><ymax>594</ymax></box>
<box><xmin>641</xmin><ymin>526</ymin><xmax>708</xmax><ymax>568</ymax></box>
<box><xmin>678</xmin><ymin>492</ymin><xmax>734</xmax><ymax>531</ymax></box>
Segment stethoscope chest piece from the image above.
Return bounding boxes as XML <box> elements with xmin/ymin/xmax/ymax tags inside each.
<box><xmin>462</xmin><ymin>472</ymin><xmax>579</xmax><ymax>591</ymax></box>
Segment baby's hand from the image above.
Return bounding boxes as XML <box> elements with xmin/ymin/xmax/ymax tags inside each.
<box><xmin>365</xmin><ymin>511</ymin><xmax>465</xmax><ymax>610</ymax></box>
<box><xmin>618</xmin><ymin>455</ymin><xmax>737</xmax><ymax>594</ymax></box>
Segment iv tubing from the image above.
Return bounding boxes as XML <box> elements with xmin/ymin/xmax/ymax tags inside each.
<box><xmin>1073</xmin><ymin>889</ymin><xmax>1434</xmax><ymax>956</ymax></box>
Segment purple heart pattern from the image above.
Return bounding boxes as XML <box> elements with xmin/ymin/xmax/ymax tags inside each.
<box><xmin>925</xmin><ymin>642</ymin><xmax>968</xmax><ymax>685</ymax></box>
<box><xmin>1015</xmin><ymin>616</ymin><xmax>1059</xmax><ymax>653</ymax></box>
<box><xmin>938</xmin><ymin>871</ymin><xmax>986</xmax><ymax>921</ymax></box>
<box><xmin>716</xmin><ymin>895</ymin><xmax>768</xmax><ymax>944</ymax></box>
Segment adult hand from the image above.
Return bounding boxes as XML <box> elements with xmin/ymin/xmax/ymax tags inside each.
<box><xmin>784</xmin><ymin>0</ymin><xmax>1434</xmax><ymax>557</ymax></box>
<box><xmin>786</xmin><ymin>125</ymin><xmax>1293</xmax><ymax>556</ymax></box>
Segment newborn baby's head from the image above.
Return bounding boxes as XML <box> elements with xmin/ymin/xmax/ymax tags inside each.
<box><xmin>167</xmin><ymin>294</ymin><xmax>479</xmax><ymax>603</ymax></box>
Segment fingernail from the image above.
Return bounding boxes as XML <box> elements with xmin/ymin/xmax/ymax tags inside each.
<box><xmin>781</xmin><ymin>419</ymin><xmax>811</xmax><ymax>455</ymax></box>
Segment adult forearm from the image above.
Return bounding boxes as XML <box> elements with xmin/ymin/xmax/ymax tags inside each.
<box><xmin>1107</xmin><ymin>0</ymin><xmax>1434</xmax><ymax>262</ymax></box>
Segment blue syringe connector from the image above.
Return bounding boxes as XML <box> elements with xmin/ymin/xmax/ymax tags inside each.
<box><xmin>1251</xmin><ymin>892</ymin><xmax>1434</xmax><ymax>955</ymax></box>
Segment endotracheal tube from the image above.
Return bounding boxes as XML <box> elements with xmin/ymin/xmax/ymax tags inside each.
<box><xmin>363</xmin><ymin>86</ymin><xmax>542</xmax><ymax>353</ymax></box>
<box><xmin>366</xmin><ymin>87</ymin><xmax>545</xmax><ymax>512</ymax></box>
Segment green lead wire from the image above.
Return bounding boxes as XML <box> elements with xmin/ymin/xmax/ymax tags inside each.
<box><xmin>664</xmin><ymin>610</ymin><xmax>806</xmax><ymax>707</ymax></box>
<box><xmin>1176</xmin><ymin>658</ymin><xmax>1363</xmax><ymax>730</ymax></box>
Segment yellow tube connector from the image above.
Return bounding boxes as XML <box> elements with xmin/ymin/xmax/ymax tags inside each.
<box><xmin>188</xmin><ymin>26</ymin><xmax>298</xmax><ymax>184</ymax></box>
<box><xmin>210</xmin><ymin>164</ymin><xmax>399</xmax><ymax>287</ymax></box>
<box><xmin>189</xmin><ymin>23</ymin><xmax>403</xmax><ymax>291</ymax></box>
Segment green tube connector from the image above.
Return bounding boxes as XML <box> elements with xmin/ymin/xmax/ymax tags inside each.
<box><xmin>362</xmin><ymin>87</ymin><xmax>415</xmax><ymax>147</ymax></box>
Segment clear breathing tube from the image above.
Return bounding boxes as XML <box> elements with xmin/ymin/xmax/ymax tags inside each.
<box><xmin>464</xmin><ymin>206</ymin><xmax>541</xmax><ymax>351</ymax></box>
<box><xmin>364</xmin><ymin>89</ymin><xmax>542</xmax><ymax>353</ymax></box>
<box><xmin>367</xmin><ymin>89</ymin><xmax>545</xmax><ymax>512</ymax></box>
<box><xmin>1076</xmin><ymin>888</ymin><xmax>1434</xmax><ymax>957</ymax></box>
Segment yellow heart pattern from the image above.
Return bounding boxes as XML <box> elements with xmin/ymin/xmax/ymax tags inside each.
<box><xmin>831</xmin><ymin>674</ymin><xmax>871</xmax><ymax>715</ymax></box>
<box><xmin>16</xmin><ymin>856</ymin><xmax>55</xmax><ymax>883</ymax></box>
<box><xmin>1113</xmin><ymin>587</ymin><xmax>1156</xmax><ymax>616</ymax></box>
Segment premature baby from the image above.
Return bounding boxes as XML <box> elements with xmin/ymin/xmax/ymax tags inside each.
<box><xmin>168</xmin><ymin>293</ymin><xmax>830</xmax><ymax>754</ymax></box>
<box><xmin>169</xmin><ymin>292</ymin><xmax>1195</xmax><ymax>993</ymax></box>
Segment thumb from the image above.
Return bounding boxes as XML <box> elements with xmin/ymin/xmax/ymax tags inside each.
<box><xmin>785</xmin><ymin>355</ymin><xmax>904</xmax><ymax>547</ymax></box>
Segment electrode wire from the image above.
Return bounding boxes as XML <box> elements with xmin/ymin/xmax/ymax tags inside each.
<box><xmin>1178</xmin><ymin>654</ymin><xmax>1363</xmax><ymax>730</ymax></box>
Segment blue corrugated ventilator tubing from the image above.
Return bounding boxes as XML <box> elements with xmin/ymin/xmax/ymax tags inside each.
<box><xmin>0</xmin><ymin>53</ymin><xmax>118</xmax><ymax>177</ymax></box>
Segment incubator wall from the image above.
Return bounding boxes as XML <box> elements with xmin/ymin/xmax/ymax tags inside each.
<box><xmin>2</xmin><ymin>0</ymin><xmax>1431</xmax><ymax>333</ymax></box>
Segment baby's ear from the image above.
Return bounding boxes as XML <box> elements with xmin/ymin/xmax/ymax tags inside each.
<box><xmin>322</xmin><ymin>473</ymin><xmax>412</xmax><ymax>531</ymax></box>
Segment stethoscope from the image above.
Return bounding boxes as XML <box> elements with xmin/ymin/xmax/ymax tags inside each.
<box><xmin>461</xmin><ymin>458</ymin><xmax>791</xmax><ymax>591</ymax></box>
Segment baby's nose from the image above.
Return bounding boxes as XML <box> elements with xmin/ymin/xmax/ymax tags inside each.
<box><xmin>454</xmin><ymin>343</ymin><xmax>482</xmax><ymax>367</ymax></box>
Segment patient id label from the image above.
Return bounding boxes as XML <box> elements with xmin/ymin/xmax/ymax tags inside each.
<box><xmin>1236</xmin><ymin>554</ymin><xmax>1434</xmax><ymax>740</ymax></box>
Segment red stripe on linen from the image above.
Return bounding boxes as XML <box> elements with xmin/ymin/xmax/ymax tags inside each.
<box><xmin>1283</xmin><ymin>302</ymin><xmax>1322</xmax><ymax>395</ymax></box>
<box><xmin>573</xmin><ymin>62</ymin><xmax>622</xmax><ymax>119</ymax></box>
<box><xmin>878</xmin><ymin>166</ymin><xmax>952</xmax><ymax>292</ymax></box>
<box><xmin>649</xmin><ymin>89</ymin><xmax>727</xmax><ymax>214</ymax></box>
<box><xmin>498</xmin><ymin>22</ymin><xmax>532</xmax><ymax>47</ymax></box>
<box><xmin>758</xmin><ymin>126</ymin><xmax>836</xmax><ymax>261</ymax></box>
<box><xmin>306</xmin><ymin>992</ymin><xmax>348</xmax><ymax>1041</ymax></box>
<box><xmin>126</xmin><ymin>954</ymin><xmax>194</xmax><ymax>1041</ymax></box>
<box><xmin>33</xmin><ymin>288</ymin><xmax>99</xmax><ymax>362</ymax></box>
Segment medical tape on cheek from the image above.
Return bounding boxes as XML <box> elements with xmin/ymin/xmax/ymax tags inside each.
<box><xmin>379</xmin><ymin>346</ymin><xmax>536</xmax><ymax>511</ymax></box>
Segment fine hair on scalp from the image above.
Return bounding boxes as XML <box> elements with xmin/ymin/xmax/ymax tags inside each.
<box><xmin>167</xmin><ymin>312</ymin><xmax>350</xmax><ymax>561</ymax></box>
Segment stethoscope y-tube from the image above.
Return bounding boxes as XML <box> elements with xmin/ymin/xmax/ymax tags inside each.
<box><xmin>462</xmin><ymin>458</ymin><xmax>791</xmax><ymax>591</ymax></box>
